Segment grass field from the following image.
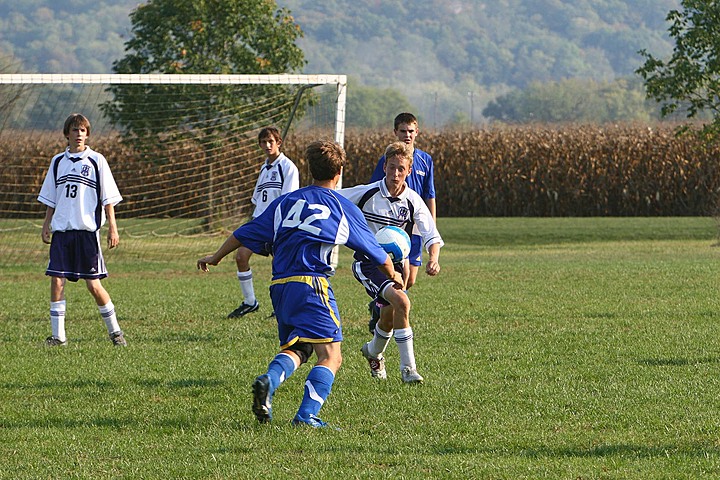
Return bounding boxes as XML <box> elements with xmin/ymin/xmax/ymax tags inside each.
<box><xmin>1</xmin><ymin>217</ymin><xmax>719</xmax><ymax>479</ymax></box>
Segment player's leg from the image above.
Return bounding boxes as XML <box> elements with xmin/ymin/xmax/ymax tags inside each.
<box><xmin>292</xmin><ymin>342</ymin><xmax>342</xmax><ymax>428</ymax></box>
<box><xmin>86</xmin><ymin>278</ymin><xmax>125</xmax><ymax>346</ymax></box>
<box><xmin>380</xmin><ymin>285</ymin><xmax>423</xmax><ymax>384</ymax></box>
<box><xmin>46</xmin><ymin>276</ymin><xmax>67</xmax><ymax>346</ymax></box>
<box><xmin>353</xmin><ymin>261</ymin><xmax>395</xmax><ymax>378</ymax></box>
<box><xmin>252</xmin><ymin>345</ymin><xmax>305</xmax><ymax>424</ymax></box>
<box><xmin>228</xmin><ymin>246</ymin><xmax>259</xmax><ymax>318</ymax></box>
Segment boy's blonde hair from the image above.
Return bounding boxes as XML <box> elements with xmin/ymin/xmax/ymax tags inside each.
<box><xmin>384</xmin><ymin>141</ymin><xmax>414</xmax><ymax>168</ymax></box>
<box><xmin>63</xmin><ymin>113</ymin><xmax>91</xmax><ymax>137</ymax></box>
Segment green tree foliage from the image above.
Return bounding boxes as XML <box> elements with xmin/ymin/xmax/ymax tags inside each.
<box><xmin>482</xmin><ymin>78</ymin><xmax>656</xmax><ymax>124</ymax></box>
<box><xmin>102</xmin><ymin>0</ymin><xmax>305</xmax><ymax>149</ymax></box>
<box><xmin>637</xmin><ymin>0</ymin><xmax>720</xmax><ymax>135</ymax></box>
<box><xmin>346</xmin><ymin>79</ymin><xmax>414</xmax><ymax>129</ymax></box>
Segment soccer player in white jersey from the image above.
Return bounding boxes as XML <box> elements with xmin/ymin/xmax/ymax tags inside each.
<box><xmin>37</xmin><ymin>113</ymin><xmax>126</xmax><ymax>347</ymax></box>
<box><xmin>227</xmin><ymin>126</ymin><xmax>299</xmax><ymax>318</ymax></box>
<box><xmin>198</xmin><ymin>140</ymin><xmax>402</xmax><ymax>428</ymax></box>
<box><xmin>338</xmin><ymin>141</ymin><xmax>443</xmax><ymax>383</ymax></box>
<box><xmin>366</xmin><ymin>113</ymin><xmax>437</xmax><ymax>332</ymax></box>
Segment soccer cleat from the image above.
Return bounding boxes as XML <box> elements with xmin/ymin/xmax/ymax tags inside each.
<box><xmin>109</xmin><ymin>331</ymin><xmax>127</xmax><ymax>347</ymax></box>
<box><xmin>45</xmin><ymin>336</ymin><xmax>67</xmax><ymax>347</ymax></box>
<box><xmin>227</xmin><ymin>301</ymin><xmax>259</xmax><ymax>318</ymax></box>
<box><xmin>252</xmin><ymin>374</ymin><xmax>272</xmax><ymax>423</ymax></box>
<box><xmin>291</xmin><ymin>413</ymin><xmax>337</xmax><ymax>429</ymax></box>
<box><xmin>367</xmin><ymin>300</ymin><xmax>380</xmax><ymax>334</ymax></box>
<box><xmin>401</xmin><ymin>366</ymin><xmax>424</xmax><ymax>384</ymax></box>
<box><xmin>361</xmin><ymin>342</ymin><xmax>387</xmax><ymax>379</ymax></box>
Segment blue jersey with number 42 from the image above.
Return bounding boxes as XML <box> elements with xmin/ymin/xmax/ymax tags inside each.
<box><xmin>233</xmin><ymin>185</ymin><xmax>388</xmax><ymax>280</ymax></box>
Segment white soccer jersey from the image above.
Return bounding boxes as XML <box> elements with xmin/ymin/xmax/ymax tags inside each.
<box><xmin>251</xmin><ymin>153</ymin><xmax>299</xmax><ymax>218</ymax></box>
<box><xmin>338</xmin><ymin>179</ymin><xmax>444</xmax><ymax>253</ymax></box>
<box><xmin>37</xmin><ymin>147</ymin><xmax>122</xmax><ymax>232</ymax></box>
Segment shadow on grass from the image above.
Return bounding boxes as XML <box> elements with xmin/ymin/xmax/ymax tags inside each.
<box><xmin>637</xmin><ymin>356</ymin><xmax>720</xmax><ymax>367</ymax></box>
<box><xmin>513</xmin><ymin>443</ymin><xmax>720</xmax><ymax>459</ymax></box>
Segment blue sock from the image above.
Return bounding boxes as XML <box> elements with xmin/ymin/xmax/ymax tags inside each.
<box><xmin>296</xmin><ymin>365</ymin><xmax>335</xmax><ymax>419</ymax></box>
<box><xmin>266</xmin><ymin>353</ymin><xmax>296</xmax><ymax>393</ymax></box>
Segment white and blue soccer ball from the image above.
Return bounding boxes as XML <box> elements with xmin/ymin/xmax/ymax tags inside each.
<box><xmin>375</xmin><ymin>225</ymin><xmax>411</xmax><ymax>263</ymax></box>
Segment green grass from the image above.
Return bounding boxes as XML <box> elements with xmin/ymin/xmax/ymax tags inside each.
<box><xmin>1</xmin><ymin>217</ymin><xmax>719</xmax><ymax>479</ymax></box>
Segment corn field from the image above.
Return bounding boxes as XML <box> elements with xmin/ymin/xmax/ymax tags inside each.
<box><xmin>2</xmin><ymin>123</ymin><xmax>720</xmax><ymax>219</ymax></box>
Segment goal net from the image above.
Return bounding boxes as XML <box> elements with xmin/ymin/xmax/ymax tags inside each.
<box><xmin>0</xmin><ymin>74</ymin><xmax>347</xmax><ymax>269</ymax></box>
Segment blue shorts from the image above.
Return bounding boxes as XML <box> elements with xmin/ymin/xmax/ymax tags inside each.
<box><xmin>351</xmin><ymin>260</ymin><xmax>405</xmax><ymax>307</ymax></box>
<box><xmin>46</xmin><ymin>230</ymin><xmax>107</xmax><ymax>282</ymax></box>
<box><xmin>409</xmin><ymin>235</ymin><xmax>422</xmax><ymax>266</ymax></box>
<box><xmin>269</xmin><ymin>275</ymin><xmax>342</xmax><ymax>349</ymax></box>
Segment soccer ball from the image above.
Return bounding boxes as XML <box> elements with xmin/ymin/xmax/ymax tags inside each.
<box><xmin>375</xmin><ymin>226</ymin><xmax>411</xmax><ymax>263</ymax></box>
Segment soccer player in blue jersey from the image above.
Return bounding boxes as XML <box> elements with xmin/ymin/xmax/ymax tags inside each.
<box><xmin>197</xmin><ymin>140</ymin><xmax>402</xmax><ymax>428</ymax></box>
<box><xmin>38</xmin><ymin>113</ymin><xmax>126</xmax><ymax>347</ymax></box>
<box><xmin>227</xmin><ymin>126</ymin><xmax>299</xmax><ymax>318</ymax></box>
<box><xmin>339</xmin><ymin>141</ymin><xmax>443</xmax><ymax>384</ymax></box>
<box><xmin>367</xmin><ymin>113</ymin><xmax>436</xmax><ymax>332</ymax></box>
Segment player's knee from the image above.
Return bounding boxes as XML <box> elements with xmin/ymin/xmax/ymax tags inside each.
<box><xmin>288</xmin><ymin>342</ymin><xmax>314</xmax><ymax>365</ymax></box>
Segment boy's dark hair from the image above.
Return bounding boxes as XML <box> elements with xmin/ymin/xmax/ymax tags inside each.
<box><xmin>384</xmin><ymin>141</ymin><xmax>414</xmax><ymax>168</ymax></box>
<box><xmin>63</xmin><ymin>113</ymin><xmax>91</xmax><ymax>137</ymax></box>
<box><xmin>393</xmin><ymin>112</ymin><xmax>418</xmax><ymax>130</ymax></box>
<box><xmin>306</xmin><ymin>141</ymin><xmax>346</xmax><ymax>181</ymax></box>
<box><xmin>258</xmin><ymin>126</ymin><xmax>282</xmax><ymax>144</ymax></box>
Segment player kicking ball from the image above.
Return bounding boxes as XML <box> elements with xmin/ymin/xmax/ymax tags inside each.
<box><xmin>338</xmin><ymin>141</ymin><xmax>443</xmax><ymax>383</ymax></box>
<box><xmin>198</xmin><ymin>140</ymin><xmax>402</xmax><ymax>428</ymax></box>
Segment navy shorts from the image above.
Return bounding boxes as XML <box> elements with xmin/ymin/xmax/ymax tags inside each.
<box><xmin>46</xmin><ymin>230</ymin><xmax>107</xmax><ymax>282</ymax></box>
<box><xmin>351</xmin><ymin>260</ymin><xmax>405</xmax><ymax>307</ymax></box>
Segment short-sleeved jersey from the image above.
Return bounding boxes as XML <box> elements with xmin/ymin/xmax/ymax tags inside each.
<box><xmin>251</xmin><ymin>153</ymin><xmax>299</xmax><ymax>218</ymax></box>
<box><xmin>37</xmin><ymin>147</ymin><xmax>122</xmax><ymax>232</ymax></box>
<box><xmin>233</xmin><ymin>185</ymin><xmax>388</xmax><ymax>279</ymax></box>
<box><xmin>370</xmin><ymin>148</ymin><xmax>435</xmax><ymax>200</ymax></box>
<box><xmin>337</xmin><ymin>179</ymin><xmax>444</xmax><ymax>263</ymax></box>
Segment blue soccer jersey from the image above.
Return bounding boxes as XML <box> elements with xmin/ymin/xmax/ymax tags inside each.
<box><xmin>234</xmin><ymin>185</ymin><xmax>388</xmax><ymax>279</ymax></box>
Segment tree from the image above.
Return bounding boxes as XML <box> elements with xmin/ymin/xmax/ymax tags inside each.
<box><xmin>637</xmin><ymin>1</ymin><xmax>720</xmax><ymax>135</ymax></box>
<box><xmin>346</xmin><ymin>80</ymin><xmax>415</xmax><ymax>129</ymax></box>
<box><xmin>482</xmin><ymin>78</ymin><xmax>656</xmax><ymax>124</ymax></box>
<box><xmin>102</xmin><ymin>0</ymin><xmax>306</xmax><ymax>149</ymax></box>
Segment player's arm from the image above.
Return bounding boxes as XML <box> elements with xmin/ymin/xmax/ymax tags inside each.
<box><xmin>197</xmin><ymin>235</ymin><xmax>243</xmax><ymax>272</ymax></box>
<box><xmin>425</xmin><ymin>197</ymin><xmax>436</xmax><ymax>222</ymax></box>
<box><xmin>41</xmin><ymin>207</ymin><xmax>54</xmax><ymax>244</ymax></box>
<box><xmin>105</xmin><ymin>203</ymin><xmax>119</xmax><ymax>249</ymax></box>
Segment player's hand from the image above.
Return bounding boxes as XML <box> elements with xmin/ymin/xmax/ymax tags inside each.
<box><xmin>41</xmin><ymin>227</ymin><xmax>52</xmax><ymax>244</ymax></box>
<box><xmin>389</xmin><ymin>270</ymin><xmax>404</xmax><ymax>287</ymax></box>
<box><xmin>197</xmin><ymin>255</ymin><xmax>218</xmax><ymax>272</ymax></box>
<box><xmin>107</xmin><ymin>227</ymin><xmax>119</xmax><ymax>249</ymax></box>
<box><xmin>425</xmin><ymin>260</ymin><xmax>440</xmax><ymax>276</ymax></box>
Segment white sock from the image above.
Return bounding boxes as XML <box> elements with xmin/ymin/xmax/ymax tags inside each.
<box><xmin>99</xmin><ymin>301</ymin><xmax>121</xmax><ymax>334</ymax></box>
<box><xmin>50</xmin><ymin>300</ymin><xmax>66</xmax><ymax>341</ymax></box>
<box><xmin>394</xmin><ymin>327</ymin><xmax>416</xmax><ymax>370</ymax></box>
<box><xmin>368</xmin><ymin>325</ymin><xmax>392</xmax><ymax>357</ymax></box>
<box><xmin>237</xmin><ymin>270</ymin><xmax>256</xmax><ymax>305</ymax></box>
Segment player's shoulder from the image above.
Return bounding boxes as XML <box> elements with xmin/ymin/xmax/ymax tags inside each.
<box><xmin>414</xmin><ymin>148</ymin><xmax>433</xmax><ymax>162</ymax></box>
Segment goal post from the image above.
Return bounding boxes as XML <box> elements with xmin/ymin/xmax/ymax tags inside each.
<box><xmin>0</xmin><ymin>73</ymin><xmax>347</xmax><ymax>268</ymax></box>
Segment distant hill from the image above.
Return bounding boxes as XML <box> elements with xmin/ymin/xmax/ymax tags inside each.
<box><xmin>0</xmin><ymin>0</ymin><xmax>681</xmax><ymax>125</ymax></box>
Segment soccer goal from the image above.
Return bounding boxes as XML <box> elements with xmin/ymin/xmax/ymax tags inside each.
<box><xmin>0</xmin><ymin>73</ymin><xmax>347</xmax><ymax>268</ymax></box>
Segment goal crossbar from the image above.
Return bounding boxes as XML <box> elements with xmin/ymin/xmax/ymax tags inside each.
<box><xmin>0</xmin><ymin>73</ymin><xmax>347</xmax><ymax>145</ymax></box>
